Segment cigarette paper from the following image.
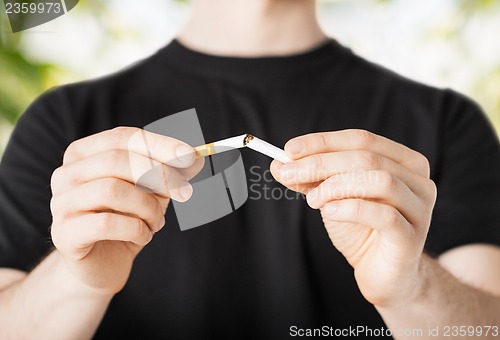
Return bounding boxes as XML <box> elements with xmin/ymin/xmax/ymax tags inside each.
<box><xmin>194</xmin><ymin>134</ymin><xmax>246</xmax><ymax>158</ymax></box>
<box><xmin>243</xmin><ymin>135</ymin><xmax>291</xmax><ymax>163</ymax></box>
<box><xmin>194</xmin><ymin>134</ymin><xmax>291</xmax><ymax>163</ymax></box>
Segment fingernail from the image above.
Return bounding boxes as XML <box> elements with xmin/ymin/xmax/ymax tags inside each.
<box><xmin>324</xmin><ymin>202</ymin><xmax>338</xmax><ymax>216</ymax></box>
<box><xmin>149</xmin><ymin>231</ymin><xmax>155</xmax><ymax>242</ymax></box>
<box><xmin>286</xmin><ymin>139</ymin><xmax>304</xmax><ymax>154</ymax></box>
<box><xmin>279</xmin><ymin>163</ymin><xmax>297</xmax><ymax>180</ymax></box>
<box><xmin>178</xmin><ymin>184</ymin><xmax>193</xmax><ymax>201</ymax></box>
<box><xmin>176</xmin><ymin>145</ymin><xmax>195</xmax><ymax>165</ymax></box>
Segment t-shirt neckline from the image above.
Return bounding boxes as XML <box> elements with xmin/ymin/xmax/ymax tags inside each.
<box><xmin>156</xmin><ymin>38</ymin><xmax>348</xmax><ymax>80</ymax></box>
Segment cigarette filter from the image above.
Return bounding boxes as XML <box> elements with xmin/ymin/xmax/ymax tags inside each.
<box><xmin>194</xmin><ymin>134</ymin><xmax>246</xmax><ymax>158</ymax></box>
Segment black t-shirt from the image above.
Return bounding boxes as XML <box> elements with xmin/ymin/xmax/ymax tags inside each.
<box><xmin>1</xmin><ymin>39</ymin><xmax>500</xmax><ymax>339</ymax></box>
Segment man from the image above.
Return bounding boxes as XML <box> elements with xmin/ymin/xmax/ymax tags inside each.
<box><xmin>1</xmin><ymin>0</ymin><xmax>499</xmax><ymax>339</ymax></box>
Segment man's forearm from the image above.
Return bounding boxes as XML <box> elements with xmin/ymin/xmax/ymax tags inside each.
<box><xmin>376</xmin><ymin>254</ymin><xmax>500</xmax><ymax>340</ymax></box>
<box><xmin>0</xmin><ymin>250</ymin><xmax>113</xmax><ymax>339</ymax></box>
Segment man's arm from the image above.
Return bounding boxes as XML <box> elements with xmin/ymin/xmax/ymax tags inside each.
<box><xmin>439</xmin><ymin>244</ymin><xmax>500</xmax><ymax>297</ymax></box>
<box><xmin>0</xmin><ymin>127</ymin><xmax>203</xmax><ymax>338</ymax></box>
<box><xmin>377</xmin><ymin>248</ymin><xmax>500</xmax><ymax>340</ymax></box>
<box><xmin>272</xmin><ymin>129</ymin><xmax>500</xmax><ymax>340</ymax></box>
<box><xmin>0</xmin><ymin>268</ymin><xmax>25</xmax><ymax>288</ymax></box>
<box><xmin>0</xmin><ymin>252</ymin><xmax>113</xmax><ymax>339</ymax></box>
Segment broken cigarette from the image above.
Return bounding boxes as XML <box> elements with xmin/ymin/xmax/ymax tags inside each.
<box><xmin>194</xmin><ymin>134</ymin><xmax>291</xmax><ymax>163</ymax></box>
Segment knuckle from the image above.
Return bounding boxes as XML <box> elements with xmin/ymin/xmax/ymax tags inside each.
<box><xmin>130</xmin><ymin>219</ymin><xmax>143</xmax><ymax>238</ymax></box>
<box><xmin>63</xmin><ymin>140</ymin><xmax>79</xmax><ymax>163</ymax></box>
<box><xmin>345</xmin><ymin>200</ymin><xmax>362</xmax><ymax>218</ymax></box>
<box><xmin>415</xmin><ymin>152</ymin><xmax>431</xmax><ymax>177</ymax></box>
<box><xmin>312</xmin><ymin>155</ymin><xmax>326</xmax><ymax>180</ymax></box>
<box><xmin>99</xmin><ymin>178</ymin><xmax>122</xmax><ymax>200</ymax></box>
<box><xmin>50</xmin><ymin>222</ymin><xmax>72</xmax><ymax>255</ymax></box>
<box><xmin>131</xmin><ymin>219</ymin><xmax>149</xmax><ymax>245</ymax></box>
<box><xmin>51</xmin><ymin>166</ymin><xmax>63</xmax><ymax>183</ymax></box>
<box><xmin>269</xmin><ymin>161</ymin><xmax>280</xmax><ymax>179</ymax></box>
<box><xmin>50</xmin><ymin>166</ymin><xmax>64</xmax><ymax>190</ymax></box>
<box><xmin>111</xmin><ymin>126</ymin><xmax>132</xmax><ymax>135</ymax></box>
<box><xmin>143</xmin><ymin>194</ymin><xmax>162</xmax><ymax>218</ymax></box>
<box><xmin>111</xmin><ymin>127</ymin><xmax>135</xmax><ymax>147</ymax></box>
<box><xmin>146</xmin><ymin>134</ymin><xmax>163</xmax><ymax>156</ymax></box>
<box><xmin>158</xmin><ymin>197</ymin><xmax>170</xmax><ymax>213</ymax></box>
<box><xmin>316</xmin><ymin>133</ymin><xmax>328</xmax><ymax>149</ymax></box>
<box><xmin>376</xmin><ymin>170</ymin><xmax>397</xmax><ymax>194</ymax></box>
<box><xmin>384</xmin><ymin>206</ymin><xmax>401</xmax><ymax>225</ymax></box>
<box><xmin>351</xmin><ymin>129</ymin><xmax>374</xmax><ymax>149</ymax></box>
<box><xmin>139</xmin><ymin>192</ymin><xmax>152</xmax><ymax>209</ymax></box>
<box><xmin>96</xmin><ymin>213</ymin><xmax>114</xmax><ymax>234</ymax></box>
<box><xmin>49</xmin><ymin>196</ymin><xmax>60</xmax><ymax>215</ymax></box>
<box><xmin>105</xmin><ymin>149</ymin><xmax>124</xmax><ymax>169</ymax></box>
<box><xmin>154</xmin><ymin>200</ymin><xmax>164</xmax><ymax>219</ymax></box>
<box><xmin>111</xmin><ymin>127</ymin><xmax>126</xmax><ymax>147</ymax></box>
<box><xmin>50</xmin><ymin>196</ymin><xmax>69</xmax><ymax>221</ymax></box>
<box><xmin>50</xmin><ymin>223</ymin><xmax>62</xmax><ymax>248</ymax></box>
<box><xmin>359</xmin><ymin>151</ymin><xmax>379</xmax><ymax>169</ymax></box>
<box><xmin>424</xmin><ymin>179</ymin><xmax>438</xmax><ymax>203</ymax></box>
<box><xmin>159</xmin><ymin>163</ymin><xmax>171</xmax><ymax>194</ymax></box>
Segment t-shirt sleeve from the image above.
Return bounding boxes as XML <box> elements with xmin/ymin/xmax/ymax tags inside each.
<box><xmin>425</xmin><ymin>90</ymin><xmax>500</xmax><ymax>257</ymax></box>
<box><xmin>0</xmin><ymin>88</ymin><xmax>73</xmax><ymax>271</ymax></box>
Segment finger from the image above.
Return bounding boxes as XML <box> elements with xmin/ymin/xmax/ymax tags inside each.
<box><xmin>63</xmin><ymin>127</ymin><xmax>196</xmax><ymax>169</ymax></box>
<box><xmin>321</xmin><ymin>199</ymin><xmax>415</xmax><ymax>239</ymax></box>
<box><xmin>129</xmin><ymin>149</ymin><xmax>204</xmax><ymax>187</ymax></box>
<box><xmin>273</xmin><ymin>151</ymin><xmax>429</xmax><ymax>196</ymax></box>
<box><xmin>270</xmin><ymin>160</ymin><xmax>316</xmax><ymax>194</ymax></box>
<box><xmin>154</xmin><ymin>195</ymin><xmax>171</xmax><ymax>215</ymax></box>
<box><xmin>306</xmin><ymin>170</ymin><xmax>421</xmax><ymax>224</ymax></box>
<box><xmin>177</xmin><ymin>157</ymin><xmax>205</xmax><ymax>181</ymax></box>
<box><xmin>51</xmin><ymin>178</ymin><xmax>166</xmax><ymax>232</ymax></box>
<box><xmin>285</xmin><ymin>129</ymin><xmax>430</xmax><ymax>177</ymax></box>
<box><xmin>52</xmin><ymin>213</ymin><xmax>153</xmax><ymax>260</ymax></box>
<box><xmin>138</xmin><ymin>163</ymin><xmax>194</xmax><ymax>202</ymax></box>
<box><xmin>53</xmin><ymin>149</ymin><xmax>202</xmax><ymax>197</ymax></box>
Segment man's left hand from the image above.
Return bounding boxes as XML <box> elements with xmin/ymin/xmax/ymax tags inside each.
<box><xmin>271</xmin><ymin>129</ymin><xmax>437</xmax><ymax>308</ymax></box>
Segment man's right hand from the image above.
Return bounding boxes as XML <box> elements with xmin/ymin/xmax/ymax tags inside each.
<box><xmin>49</xmin><ymin>127</ymin><xmax>204</xmax><ymax>295</ymax></box>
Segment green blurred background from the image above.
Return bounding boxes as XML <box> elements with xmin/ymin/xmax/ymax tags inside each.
<box><xmin>1</xmin><ymin>0</ymin><xmax>499</xmax><ymax>154</ymax></box>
